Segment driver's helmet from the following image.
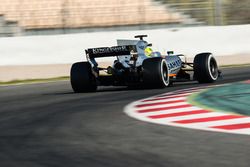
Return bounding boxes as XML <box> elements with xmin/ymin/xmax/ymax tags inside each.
<box><xmin>145</xmin><ymin>47</ymin><xmax>153</xmax><ymax>57</ymax></box>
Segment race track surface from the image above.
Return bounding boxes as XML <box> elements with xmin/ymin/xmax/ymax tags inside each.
<box><xmin>0</xmin><ymin>66</ymin><xmax>250</xmax><ymax>167</ymax></box>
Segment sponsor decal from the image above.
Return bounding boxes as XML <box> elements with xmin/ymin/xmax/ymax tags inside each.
<box><xmin>92</xmin><ymin>46</ymin><xmax>128</xmax><ymax>54</ymax></box>
<box><xmin>167</xmin><ymin>59</ymin><xmax>182</xmax><ymax>73</ymax></box>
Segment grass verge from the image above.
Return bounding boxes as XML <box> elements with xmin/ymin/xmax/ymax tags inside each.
<box><xmin>220</xmin><ymin>63</ymin><xmax>250</xmax><ymax>68</ymax></box>
<box><xmin>0</xmin><ymin>76</ymin><xmax>69</xmax><ymax>86</ymax></box>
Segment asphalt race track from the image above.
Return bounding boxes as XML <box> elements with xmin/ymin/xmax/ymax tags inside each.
<box><xmin>0</xmin><ymin>66</ymin><xmax>250</xmax><ymax>167</ymax></box>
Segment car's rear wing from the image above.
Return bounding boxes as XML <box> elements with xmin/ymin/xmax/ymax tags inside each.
<box><xmin>86</xmin><ymin>45</ymin><xmax>136</xmax><ymax>58</ymax></box>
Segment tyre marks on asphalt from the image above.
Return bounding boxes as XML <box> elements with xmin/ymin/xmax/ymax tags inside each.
<box><xmin>124</xmin><ymin>86</ymin><xmax>250</xmax><ymax>135</ymax></box>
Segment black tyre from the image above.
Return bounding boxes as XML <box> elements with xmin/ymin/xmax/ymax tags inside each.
<box><xmin>70</xmin><ymin>62</ymin><xmax>97</xmax><ymax>93</ymax></box>
<box><xmin>142</xmin><ymin>57</ymin><xmax>169</xmax><ymax>88</ymax></box>
<box><xmin>193</xmin><ymin>53</ymin><xmax>219</xmax><ymax>83</ymax></box>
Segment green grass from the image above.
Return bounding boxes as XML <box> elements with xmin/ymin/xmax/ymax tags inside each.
<box><xmin>0</xmin><ymin>76</ymin><xmax>69</xmax><ymax>86</ymax></box>
<box><xmin>220</xmin><ymin>63</ymin><xmax>250</xmax><ymax>68</ymax></box>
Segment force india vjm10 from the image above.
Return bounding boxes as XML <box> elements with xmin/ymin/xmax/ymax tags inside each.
<box><xmin>70</xmin><ymin>35</ymin><xmax>221</xmax><ymax>93</ymax></box>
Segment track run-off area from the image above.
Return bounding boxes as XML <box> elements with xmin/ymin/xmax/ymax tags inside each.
<box><xmin>0</xmin><ymin>66</ymin><xmax>250</xmax><ymax>167</ymax></box>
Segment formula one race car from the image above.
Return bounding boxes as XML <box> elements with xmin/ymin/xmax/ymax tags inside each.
<box><xmin>70</xmin><ymin>35</ymin><xmax>221</xmax><ymax>93</ymax></box>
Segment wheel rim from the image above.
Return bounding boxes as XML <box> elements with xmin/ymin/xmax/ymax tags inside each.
<box><xmin>161</xmin><ymin>60</ymin><xmax>169</xmax><ymax>86</ymax></box>
<box><xmin>208</xmin><ymin>56</ymin><xmax>218</xmax><ymax>80</ymax></box>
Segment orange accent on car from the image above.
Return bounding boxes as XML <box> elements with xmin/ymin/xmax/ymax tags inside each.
<box><xmin>168</xmin><ymin>74</ymin><xmax>177</xmax><ymax>77</ymax></box>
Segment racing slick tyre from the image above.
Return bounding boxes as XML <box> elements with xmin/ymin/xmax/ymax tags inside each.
<box><xmin>70</xmin><ymin>62</ymin><xmax>97</xmax><ymax>93</ymax></box>
<box><xmin>142</xmin><ymin>57</ymin><xmax>169</xmax><ymax>88</ymax></box>
<box><xmin>193</xmin><ymin>53</ymin><xmax>219</xmax><ymax>83</ymax></box>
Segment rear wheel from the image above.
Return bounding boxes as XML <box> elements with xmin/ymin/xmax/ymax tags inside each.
<box><xmin>142</xmin><ymin>57</ymin><xmax>169</xmax><ymax>88</ymax></box>
<box><xmin>193</xmin><ymin>53</ymin><xmax>219</xmax><ymax>83</ymax></box>
<box><xmin>70</xmin><ymin>62</ymin><xmax>97</xmax><ymax>93</ymax></box>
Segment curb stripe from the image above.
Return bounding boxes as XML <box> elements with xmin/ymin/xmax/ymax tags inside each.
<box><xmin>136</xmin><ymin>99</ymin><xmax>185</xmax><ymax>108</ymax></box>
<box><xmin>140</xmin><ymin>107</ymin><xmax>203</xmax><ymax>116</ymax></box>
<box><xmin>144</xmin><ymin>112</ymin><xmax>229</xmax><ymax>122</ymax></box>
<box><xmin>156</xmin><ymin>90</ymin><xmax>200</xmax><ymax>97</ymax></box>
<box><xmin>124</xmin><ymin>85</ymin><xmax>250</xmax><ymax>136</ymax></box>
<box><xmin>148</xmin><ymin>109</ymin><xmax>210</xmax><ymax>119</ymax></box>
<box><xmin>139</xmin><ymin>97</ymin><xmax>186</xmax><ymax>105</ymax></box>
<box><xmin>136</xmin><ymin>102</ymin><xmax>188</xmax><ymax>111</ymax></box>
<box><xmin>174</xmin><ymin>115</ymin><xmax>245</xmax><ymax>124</ymax></box>
<box><xmin>142</xmin><ymin>93</ymin><xmax>191</xmax><ymax>102</ymax></box>
<box><xmin>211</xmin><ymin>122</ymin><xmax>250</xmax><ymax>130</ymax></box>
<box><xmin>180</xmin><ymin>117</ymin><xmax>250</xmax><ymax>128</ymax></box>
<box><xmin>137</xmin><ymin>104</ymin><xmax>192</xmax><ymax>113</ymax></box>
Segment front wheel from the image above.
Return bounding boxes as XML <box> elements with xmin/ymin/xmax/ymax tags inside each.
<box><xmin>142</xmin><ymin>57</ymin><xmax>169</xmax><ymax>88</ymax></box>
<box><xmin>193</xmin><ymin>53</ymin><xmax>219</xmax><ymax>83</ymax></box>
<box><xmin>70</xmin><ymin>62</ymin><xmax>97</xmax><ymax>93</ymax></box>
